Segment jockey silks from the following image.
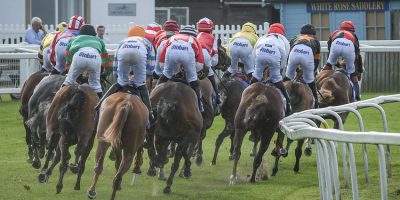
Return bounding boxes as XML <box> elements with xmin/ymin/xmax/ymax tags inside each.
<box><xmin>286</xmin><ymin>44</ymin><xmax>315</xmax><ymax>84</ymax></box>
<box><xmin>227</xmin><ymin>38</ymin><xmax>254</xmax><ymax>75</ymax></box>
<box><xmin>290</xmin><ymin>34</ymin><xmax>321</xmax><ymax>70</ymax></box>
<box><xmin>197</xmin><ymin>31</ymin><xmax>218</xmax><ymax>76</ymax></box>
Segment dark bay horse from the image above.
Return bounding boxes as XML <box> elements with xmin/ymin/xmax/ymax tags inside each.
<box><xmin>271</xmin><ymin>80</ymin><xmax>314</xmax><ymax>176</ymax></box>
<box><xmin>19</xmin><ymin>71</ymin><xmax>49</xmax><ymax>163</ymax></box>
<box><xmin>230</xmin><ymin>82</ymin><xmax>284</xmax><ymax>184</ymax></box>
<box><xmin>150</xmin><ymin>81</ymin><xmax>203</xmax><ymax>193</ymax></box>
<box><xmin>26</xmin><ymin>74</ymin><xmax>65</xmax><ymax>169</ymax></box>
<box><xmin>43</xmin><ymin>84</ymin><xmax>98</xmax><ymax>193</ymax></box>
<box><xmin>87</xmin><ymin>92</ymin><xmax>148</xmax><ymax>200</ymax></box>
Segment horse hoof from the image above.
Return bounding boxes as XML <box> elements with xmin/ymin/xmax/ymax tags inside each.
<box><xmin>38</xmin><ymin>173</ymin><xmax>48</xmax><ymax>183</ymax></box>
<box><xmin>69</xmin><ymin>163</ymin><xmax>79</xmax><ymax>174</ymax></box>
<box><xmin>195</xmin><ymin>156</ymin><xmax>203</xmax><ymax>166</ymax></box>
<box><xmin>132</xmin><ymin>167</ymin><xmax>142</xmax><ymax>175</ymax></box>
<box><xmin>270</xmin><ymin>150</ymin><xmax>279</xmax><ymax>157</ymax></box>
<box><xmin>56</xmin><ymin>184</ymin><xmax>63</xmax><ymax>194</ymax></box>
<box><xmin>228</xmin><ymin>155</ymin><xmax>234</xmax><ymax>160</ymax></box>
<box><xmin>304</xmin><ymin>147</ymin><xmax>312</xmax><ymax>157</ymax></box>
<box><xmin>282</xmin><ymin>152</ymin><xmax>289</xmax><ymax>158</ymax></box>
<box><xmin>87</xmin><ymin>190</ymin><xmax>97</xmax><ymax>199</ymax></box>
<box><xmin>163</xmin><ymin>186</ymin><xmax>171</xmax><ymax>194</ymax></box>
<box><xmin>293</xmin><ymin>166</ymin><xmax>299</xmax><ymax>173</ymax></box>
<box><xmin>249</xmin><ymin>178</ymin><xmax>256</xmax><ymax>183</ymax></box>
<box><xmin>271</xmin><ymin>168</ymin><xmax>278</xmax><ymax>177</ymax></box>
<box><xmin>210</xmin><ymin>160</ymin><xmax>216</xmax><ymax>166</ymax></box>
<box><xmin>38</xmin><ymin>148</ymin><xmax>45</xmax><ymax>159</ymax></box>
<box><xmin>74</xmin><ymin>185</ymin><xmax>80</xmax><ymax>190</ymax></box>
<box><xmin>147</xmin><ymin>168</ymin><xmax>157</xmax><ymax>177</ymax></box>
<box><xmin>229</xmin><ymin>175</ymin><xmax>237</xmax><ymax>185</ymax></box>
<box><xmin>250</xmin><ymin>151</ymin><xmax>256</xmax><ymax>157</ymax></box>
<box><xmin>32</xmin><ymin>160</ymin><xmax>41</xmax><ymax>169</ymax></box>
<box><xmin>280</xmin><ymin>148</ymin><xmax>288</xmax><ymax>156</ymax></box>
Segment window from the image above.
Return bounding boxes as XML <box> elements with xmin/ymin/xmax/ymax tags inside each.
<box><xmin>155</xmin><ymin>7</ymin><xmax>189</xmax><ymax>25</ymax></box>
<box><xmin>366</xmin><ymin>11</ymin><xmax>386</xmax><ymax>40</ymax></box>
<box><xmin>58</xmin><ymin>0</ymin><xmax>85</xmax><ymax>24</ymax></box>
<box><xmin>311</xmin><ymin>13</ymin><xmax>330</xmax><ymax>40</ymax></box>
<box><xmin>391</xmin><ymin>10</ymin><xmax>400</xmax><ymax>40</ymax></box>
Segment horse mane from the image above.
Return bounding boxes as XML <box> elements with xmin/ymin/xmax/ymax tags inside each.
<box><xmin>102</xmin><ymin>102</ymin><xmax>131</xmax><ymax>148</ymax></box>
<box><xmin>58</xmin><ymin>86</ymin><xmax>86</xmax><ymax>134</ymax></box>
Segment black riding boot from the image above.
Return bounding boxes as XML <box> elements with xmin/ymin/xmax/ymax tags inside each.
<box><xmin>350</xmin><ymin>73</ymin><xmax>361</xmax><ymax>101</ymax></box>
<box><xmin>207</xmin><ymin>75</ymin><xmax>221</xmax><ymax>104</ymax></box>
<box><xmin>222</xmin><ymin>71</ymin><xmax>232</xmax><ymax>79</ymax></box>
<box><xmin>96</xmin><ymin>92</ymin><xmax>103</xmax><ymax>99</ymax></box>
<box><xmin>137</xmin><ymin>85</ymin><xmax>154</xmax><ymax>122</ymax></box>
<box><xmin>50</xmin><ymin>68</ymin><xmax>60</xmax><ymax>75</ymax></box>
<box><xmin>95</xmin><ymin>83</ymin><xmax>122</xmax><ymax>110</ymax></box>
<box><xmin>274</xmin><ymin>81</ymin><xmax>292</xmax><ymax>116</ymax></box>
<box><xmin>307</xmin><ymin>81</ymin><xmax>319</xmax><ymax>109</ymax></box>
<box><xmin>157</xmin><ymin>75</ymin><xmax>169</xmax><ymax>85</ymax></box>
<box><xmin>189</xmin><ymin>80</ymin><xmax>204</xmax><ymax>113</ymax></box>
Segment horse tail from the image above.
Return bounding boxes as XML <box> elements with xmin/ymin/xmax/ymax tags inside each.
<box><xmin>58</xmin><ymin>87</ymin><xmax>86</xmax><ymax>133</ymax></box>
<box><xmin>103</xmin><ymin>103</ymin><xmax>130</xmax><ymax>148</ymax></box>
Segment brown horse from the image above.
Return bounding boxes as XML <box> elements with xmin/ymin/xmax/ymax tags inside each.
<box><xmin>44</xmin><ymin>84</ymin><xmax>98</xmax><ymax>193</ymax></box>
<box><xmin>19</xmin><ymin>71</ymin><xmax>49</xmax><ymax>163</ymax></box>
<box><xmin>230</xmin><ymin>82</ymin><xmax>284</xmax><ymax>184</ymax></box>
<box><xmin>87</xmin><ymin>93</ymin><xmax>148</xmax><ymax>200</ymax></box>
<box><xmin>271</xmin><ymin>80</ymin><xmax>314</xmax><ymax>176</ymax></box>
<box><xmin>150</xmin><ymin>81</ymin><xmax>202</xmax><ymax>193</ymax></box>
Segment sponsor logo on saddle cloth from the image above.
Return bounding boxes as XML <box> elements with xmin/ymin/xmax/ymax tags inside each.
<box><xmin>294</xmin><ymin>48</ymin><xmax>310</xmax><ymax>55</ymax></box>
<box><xmin>233</xmin><ymin>41</ymin><xmax>248</xmax><ymax>47</ymax></box>
<box><xmin>336</xmin><ymin>40</ymin><xmax>351</xmax><ymax>46</ymax></box>
<box><xmin>79</xmin><ymin>52</ymin><xmax>97</xmax><ymax>59</ymax></box>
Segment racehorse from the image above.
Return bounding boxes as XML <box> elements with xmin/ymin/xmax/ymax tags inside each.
<box><xmin>150</xmin><ymin>81</ymin><xmax>203</xmax><ymax>193</ymax></box>
<box><xmin>87</xmin><ymin>92</ymin><xmax>148</xmax><ymax>200</ymax></box>
<box><xmin>26</xmin><ymin>74</ymin><xmax>65</xmax><ymax>169</ymax></box>
<box><xmin>19</xmin><ymin>71</ymin><xmax>48</xmax><ymax>163</ymax></box>
<box><xmin>230</xmin><ymin>82</ymin><xmax>284</xmax><ymax>184</ymax></box>
<box><xmin>44</xmin><ymin>84</ymin><xmax>98</xmax><ymax>193</ymax></box>
<box><xmin>271</xmin><ymin>80</ymin><xmax>314</xmax><ymax>176</ymax></box>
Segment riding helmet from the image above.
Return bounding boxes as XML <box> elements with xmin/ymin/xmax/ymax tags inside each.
<box><xmin>180</xmin><ymin>25</ymin><xmax>197</xmax><ymax>37</ymax></box>
<box><xmin>268</xmin><ymin>23</ymin><xmax>285</xmax><ymax>35</ymax></box>
<box><xmin>79</xmin><ymin>24</ymin><xmax>97</xmax><ymax>36</ymax></box>
<box><xmin>340</xmin><ymin>21</ymin><xmax>355</xmax><ymax>32</ymax></box>
<box><xmin>300</xmin><ymin>24</ymin><xmax>316</xmax><ymax>35</ymax></box>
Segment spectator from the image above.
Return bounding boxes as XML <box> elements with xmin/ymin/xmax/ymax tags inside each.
<box><xmin>96</xmin><ymin>25</ymin><xmax>110</xmax><ymax>44</ymax></box>
<box><xmin>24</xmin><ymin>17</ymin><xmax>46</xmax><ymax>44</ymax></box>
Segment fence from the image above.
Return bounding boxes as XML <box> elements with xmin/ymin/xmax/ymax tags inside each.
<box><xmin>0</xmin><ymin>23</ymin><xmax>271</xmax><ymax>45</ymax></box>
<box><xmin>279</xmin><ymin>94</ymin><xmax>400</xmax><ymax>200</ymax></box>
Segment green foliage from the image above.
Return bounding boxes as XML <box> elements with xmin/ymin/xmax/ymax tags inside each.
<box><xmin>0</xmin><ymin>93</ymin><xmax>399</xmax><ymax>200</ymax></box>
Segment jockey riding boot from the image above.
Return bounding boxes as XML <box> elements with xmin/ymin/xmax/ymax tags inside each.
<box><xmin>322</xmin><ymin>63</ymin><xmax>333</xmax><ymax>71</ymax></box>
<box><xmin>95</xmin><ymin>83</ymin><xmax>123</xmax><ymax>110</ymax></box>
<box><xmin>350</xmin><ymin>73</ymin><xmax>361</xmax><ymax>101</ymax></box>
<box><xmin>283</xmin><ymin>76</ymin><xmax>291</xmax><ymax>82</ymax></box>
<box><xmin>137</xmin><ymin>85</ymin><xmax>155</xmax><ymax>123</ymax></box>
<box><xmin>96</xmin><ymin>92</ymin><xmax>103</xmax><ymax>99</ymax></box>
<box><xmin>50</xmin><ymin>68</ymin><xmax>60</xmax><ymax>75</ymax></box>
<box><xmin>189</xmin><ymin>80</ymin><xmax>204</xmax><ymax>113</ymax></box>
<box><xmin>274</xmin><ymin>81</ymin><xmax>292</xmax><ymax>116</ymax></box>
<box><xmin>157</xmin><ymin>74</ymin><xmax>169</xmax><ymax>85</ymax></box>
<box><xmin>246</xmin><ymin>72</ymin><xmax>253</xmax><ymax>81</ymax></box>
<box><xmin>307</xmin><ymin>81</ymin><xmax>319</xmax><ymax>109</ymax></box>
<box><xmin>250</xmin><ymin>76</ymin><xmax>259</xmax><ymax>84</ymax></box>
<box><xmin>207</xmin><ymin>75</ymin><xmax>221</xmax><ymax>104</ymax></box>
<box><xmin>222</xmin><ymin>71</ymin><xmax>232</xmax><ymax>79</ymax></box>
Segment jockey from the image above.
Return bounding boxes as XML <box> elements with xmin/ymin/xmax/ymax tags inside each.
<box><xmin>283</xmin><ymin>24</ymin><xmax>321</xmax><ymax>109</ymax></box>
<box><xmin>96</xmin><ymin>26</ymin><xmax>156</xmax><ymax>122</ymax></box>
<box><xmin>37</xmin><ymin>22</ymin><xmax>67</xmax><ymax>72</ymax></box>
<box><xmin>196</xmin><ymin>17</ymin><xmax>221</xmax><ymax>104</ymax></box>
<box><xmin>250</xmin><ymin>23</ymin><xmax>291</xmax><ymax>116</ymax></box>
<box><xmin>153</xmin><ymin>20</ymin><xmax>180</xmax><ymax>78</ymax></box>
<box><xmin>50</xmin><ymin>15</ymin><xmax>85</xmax><ymax>74</ymax></box>
<box><xmin>61</xmin><ymin>24</ymin><xmax>112</xmax><ymax>98</ymax></box>
<box><xmin>223</xmin><ymin>22</ymin><xmax>259</xmax><ymax>78</ymax></box>
<box><xmin>145</xmin><ymin>22</ymin><xmax>162</xmax><ymax>48</ymax></box>
<box><xmin>322</xmin><ymin>21</ymin><xmax>361</xmax><ymax>100</ymax></box>
<box><xmin>157</xmin><ymin>25</ymin><xmax>206</xmax><ymax>113</ymax></box>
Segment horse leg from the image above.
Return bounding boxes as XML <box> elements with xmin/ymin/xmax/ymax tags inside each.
<box><xmin>39</xmin><ymin>145</ymin><xmax>61</xmax><ymax>183</ymax></box>
<box><xmin>38</xmin><ymin>130</ymin><xmax>46</xmax><ymax>159</ymax></box>
<box><xmin>250</xmin><ymin>132</ymin><xmax>273</xmax><ymax>183</ymax></box>
<box><xmin>250</xmin><ymin>131</ymin><xmax>259</xmax><ymax>157</ymax></box>
<box><xmin>114</xmin><ymin>148</ymin><xmax>123</xmax><ymax>174</ymax></box>
<box><xmin>195</xmin><ymin>137</ymin><xmax>204</xmax><ymax>166</ymax></box>
<box><xmin>87</xmin><ymin>141</ymin><xmax>110</xmax><ymax>199</ymax></box>
<box><xmin>211</xmin><ymin>125</ymin><xmax>230</xmax><ymax>165</ymax></box>
<box><xmin>38</xmin><ymin>133</ymin><xmax>60</xmax><ymax>183</ymax></box>
<box><xmin>230</xmin><ymin>129</ymin><xmax>246</xmax><ymax>185</ymax></box>
<box><xmin>111</xmin><ymin>150</ymin><xmax>134</xmax><ymax>200</ymax></box>
<box><xmin>228</xmin><ymin>129</ymin><xmax>235</xmax><ymax>160</ymax></box>
<box><xmin>294</xmin><ymin>139</ymin><xmax>305</xmax><ymax>173</ymax></box>
<box><xmin>70</xmin><ymin>140</ymin><xmax>84</xmax><ymax>175</ymax></box>
<box><xmin>24</xmin><ymin>123</ymin><xmax>34</xmax><ymax>163</ymax></box>
<box><xmin>167</xmin><ymin>142</ymin><xmax>176</xmax><ymax>158</ymax></box>
<box><xmin>271</xmin><ymin>129</ymin><xmax>285</xmax><ymax>157</ymax></box>
<box><xmin>31</xmin><ymin>130</ymin><xmax>41</xmax><ymax>169</ymax></box>
<box><xmin>146</xmin><ymin>146</ymin><xmax>157</xmax><ymax>177</ymax></box>
<box><xmin>163</xmin><ymin>144</ymin><xmax>183</xmax><ymax>194</ymax></box>
<box><xmin>283</xmin><ymin>138</ymin><xmax>294</xmax><ymax>158</ymax></box>
<box><xmin>74</xmin><ymin>132</ymin><xmax>96</xmax><ymax>191</ymax></box>
<box><xmin>182</xmin><ymin>146</ymin><xmax>193</xmax><ymax>178</ymax></box>
<box><xmin>132</xmin><ymin>146</ymin><xmax>144</xmax><ymax>174</ymax></box>
<box><xmin>56</xmin><ymin>136</ymin><xmax>71</xmax><ymax>194</ymax></box>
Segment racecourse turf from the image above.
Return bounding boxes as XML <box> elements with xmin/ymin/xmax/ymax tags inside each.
<box><xmin>0</xmin><ymin>93</ymin><xmax>399</xmax><ymax>200</ymax></box>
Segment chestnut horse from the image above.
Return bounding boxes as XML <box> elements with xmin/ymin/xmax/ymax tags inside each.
<box><xmin>87</xmin><ymin>93</ymin><xmax>148</xmax><ymax>200</ymax></box>
<box><xmin>230</xmin><ymin>82</ymin><xmax>284</xmax><ymax>184</ymax></box>
<box><xmin>150</xmin><ymin>81</ymin><xmax>202</xmax><ymax>193</ymax></box>
<box><xmin>43</xmin><ymin>84</ymin><xmax>98</xmax><ymax>193</ymax></box>
<box><xmin>19</xmin><ymin>71</ymin><xmax>48</xmax><ymax>163</ymax></box>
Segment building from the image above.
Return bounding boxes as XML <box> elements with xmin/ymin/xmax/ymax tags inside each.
<box><xmin>270</xmin><ymin>0</ymin><xmax>400</xmax><ymax>40</ymax></box>
<box><xmin>0</xmin><ymin>0</ymin><xmax>155</xmax><ymax>26</ymax></box>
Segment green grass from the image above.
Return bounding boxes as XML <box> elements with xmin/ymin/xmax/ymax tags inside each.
<box><xmin>0</xmin><ymin>93</ymin><xmax>400</xmax><ymax>200</ymax></box>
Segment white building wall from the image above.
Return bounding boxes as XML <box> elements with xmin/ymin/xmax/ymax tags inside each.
<box><xmin>0</xmin><ymin>0</ymin><xmax>25</xmax><ymax>24</ymax></box>
<box><xmin>90</xmin><ymin>0</ymin><xmax>155</xmax><ymax>26</ymax></box>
